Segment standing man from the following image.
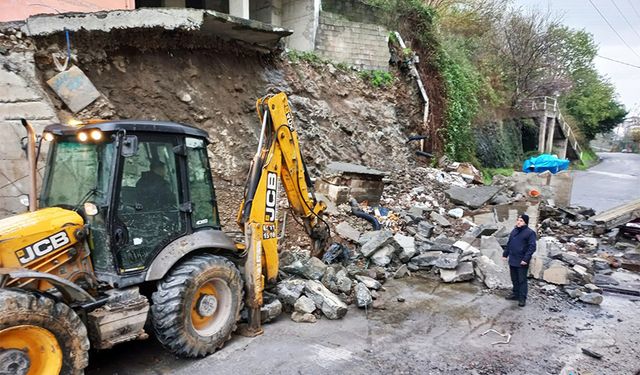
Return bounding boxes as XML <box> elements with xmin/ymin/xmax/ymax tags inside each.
<box><xmin>503</xmin><ymin>214</ymin><xmax>537</xmax><ymax>307</ymax></box>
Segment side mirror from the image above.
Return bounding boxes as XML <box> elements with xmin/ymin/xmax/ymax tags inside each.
<box><xmin>121</xmin><ymin>135</ymin><xmax>138</xmax><ymax>157</ymax></box>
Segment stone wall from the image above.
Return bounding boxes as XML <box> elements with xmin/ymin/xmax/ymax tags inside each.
<box><xmin>315</xmin><ymin>11</ymin><xmax>389</xmax><ymax>71</ymax></box>
<box><xmin>0</xmin><ymin>50</ymin><xmax>58</xmax><ymax>218</ymax></box>
<box><xmin>474</xmin><ymin>119</ymin><xmax>524</xmax><ymax>168</ymax></box>
<box><xmin>321</xmin><ymin>0</ymin><xmax>384</xmax><ymax>25</ymax></box>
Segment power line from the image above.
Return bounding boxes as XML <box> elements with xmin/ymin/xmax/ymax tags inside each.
<box><xmin>597</xmin><ymin>54</ymin><xmax>640</xmax><ymax>69</ymax></box>
<box><xmin>611</xmin><ymin>0</ymin><xmax>640</xmax><ymax>43</ymax></box>
<box><xmin>588</xmin><ymin>0</ymin><xmax>640</xmax><ymax>61</ymax></box>
<box><xmin>628</xmin><ymin>0</ymin><xmax>640</xmax><ymax>22</ymax></box>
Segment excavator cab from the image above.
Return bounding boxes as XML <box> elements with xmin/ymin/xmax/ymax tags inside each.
<box><xmin>40</xmin><ymin>121</ymin><xmax>223</xmax><ymax>282</ymax></box>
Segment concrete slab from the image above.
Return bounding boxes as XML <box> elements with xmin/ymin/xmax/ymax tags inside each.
<box><xmin>47</xmin><ymin>66</ymin><xmax>101</xmax><ymax>113</ymax></box>
<box><xmin>23</xmin><ymin>8</ymin><xmax>292</xmax><ymax>52</ymax></box>
<box><xmin>445</xmin><ymin>186</ymin><xmax>502</xmax><ymax>209</ymax></box>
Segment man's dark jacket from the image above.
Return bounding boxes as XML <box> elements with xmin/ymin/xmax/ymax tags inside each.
<box><xmin>502</xmin><ymin>226</ymin><xmax>537</xmax><ymax>267</ymax></box>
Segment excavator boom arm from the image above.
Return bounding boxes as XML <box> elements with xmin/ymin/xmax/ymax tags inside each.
<box><xmin>238</xmin><ymin>92</ymin><xmax>327</xmax><ymax>334</ymax></box>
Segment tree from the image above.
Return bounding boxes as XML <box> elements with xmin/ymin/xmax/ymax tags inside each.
<box><xmin>562</xmin><ymin>67</ymin><xmax>627</xmax><ymax>140</ymax></box>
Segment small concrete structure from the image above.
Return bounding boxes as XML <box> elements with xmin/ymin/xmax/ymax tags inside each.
<box><xmin>315</xmin><ymin>162</ymin><xmax>387</xmax><ymax>205</ymax></box>
<box><xmin>510</xmin><ymin>170</ymin><xmax>574</xmax><ymax>207</ymax></box>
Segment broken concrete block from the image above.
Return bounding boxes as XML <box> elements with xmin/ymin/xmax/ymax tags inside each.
<box><xmin>294</xmin><ymin>296</ymin><xmax>317</xmax><ymax>314</ymax></box>
<box><xmin>448</xmin><ymin>208</ymin><xmax>464</xmax><ymax>219</ymax></box>
<box><xmin>417</xmin><ymin>221</ymin><xmax>434</xmax><ymax>238</ymax></box>
<box><xmin>440</xmin><ymin>262</ymin><xmax>474</xmax><ymax>282</ymax></box>
<box><xmin>371</xmin><ymin>244</ymin><xmax>396</xmax><ymax>267</ymax></box>
<box><xmin>474</xmin><ymin>255</ymin><xmax>511</xmax><ymax>290</ymax></box>
<box><xmin>291</xmin><ymin>311</ymin><xmax>317</xmax><ymax>323</ymax></box>
<box><xmin>394</xmin><ymin>233</ymin><xmax>417</xmax><ymax>263</ymax></box>
<box><xmin>584</xmin><ymin>283</ymin><xmax>603</xmax><ymax>294</ymax></box>
<box><xmin>304</xmin><ymin>280</ymin><xmax>348</xmax><ymax>320</ymax></box>
<box><xmin>47</xmin><ymin>65</ymin><xmax>101</xmax><ymax>113</ymax></box>
<box><xmin>445</xmin><ymin>186</ymin><xmax>502</xmax><ymax>209</ymax></box>
<box><xmin>480</xmin><ymin>236</ymin><xmax>505</xmax><ymax>264</ymax></box>
<box><xmin>434</xmin><ymin>252</ymin><xmax>461</xmax><ymax>269</ymax></box>
<box><xmin>543</xmin><ymin>260</ymin><xmax>571</xmax><ymax>285</ymax></box>
<box><xmin>579</xmin><ymin>292</ymin><xmax>603</xmax><ymax>305</ymax></box>
<box><xmin>355</xmin><ymin>282</ymin><xmax>373</xmax><ymax>308</ymax></box>
<box><xmin>572</xmin><ymin>237</ymin><xmax>598</xmax><ymax>251</ymax></box>
<box><xmin>394</xmin><ymin>264</ymin><xmax>411</xmax><ymax>279</ymax></box>
<box><xmin>335</xmin><ymin>221</ymin><xmax>361</xmax><ymax>243</ymax></box>
<box><xmin>572</xmin><ymin>264</ymin><xmax>592</xmax><ymax>284</ymax></box>
<box><xmin>430</xmin><ymin>212</ymin><xmax>451</xmax><ymax>227</ymax></box>
<box><xmin>409</xmin><ymin>252</ymin><xmax>442</xmax><ymax>269</ymax></box>
<box><xmin>360</xmin><ymin>230</ymin><xmax>395</xmax><ymax>258</ymax></box>
<box><xmin>335</xmin><ymin>275</ymin><xmax>353</xmax><ymax>294</ymax></box>
<box><xmin>260</xmin><ymin>299</ymin><xmax>282</xmax><ymax>323</ymax></box>
<box><xmin>468</xmin><ymin>224</ymin><xmax>499</xmax><ymax>239</ymax></box>
<box><xmin>276</xmin><ymin>279</ymin><xmax>306</xmax><ymax>306</ymax></box>
<box><xmin>355</xmin><ymin>275</ymin><xmax>382</xmax><ymax>290</ymax></box>
<box><xmin>282</xmin><ymin>256</ymin><xmax>327</xmax><ymax>280</ymax></box>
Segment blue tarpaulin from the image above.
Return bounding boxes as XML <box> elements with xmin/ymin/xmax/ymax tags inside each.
<box><xmin>522</xmin><ymin>154</ymin><xmax>570</xmax><ymax>174</ymax></box>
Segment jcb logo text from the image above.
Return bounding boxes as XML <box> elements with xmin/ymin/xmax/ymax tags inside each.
<box><xmin>15</xmin><ymin>231</ymin><xmax>70</xmax><ymax>265</ymax></box>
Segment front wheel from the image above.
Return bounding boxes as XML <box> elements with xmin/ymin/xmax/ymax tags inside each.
<box><xmin>0</xmin><ymin>289</ymin><xmax>89</xmax><ymax>375</ymax></box>
<box><xmin>151</xmin><ymin>254</ymin><xmax>243</xmax><ymax>358</ymax></box>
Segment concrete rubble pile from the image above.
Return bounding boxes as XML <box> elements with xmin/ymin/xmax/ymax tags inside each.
<box><xmin>268</xmin><ymin>164</ymin><xmax>640</xmax><ymax>324</ymax></box>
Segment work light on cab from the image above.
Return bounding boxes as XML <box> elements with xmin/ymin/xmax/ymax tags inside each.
<box><xmin>90</xmin><ymin>130</ymin><xmax>102</xmax><ymax>141</ymax></box>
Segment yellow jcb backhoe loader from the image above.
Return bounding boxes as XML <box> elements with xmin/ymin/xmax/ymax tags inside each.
<box><xmin>0</xmin><ymin>92</ymin><xmax>328</xmax><ymax>374</ymax></box>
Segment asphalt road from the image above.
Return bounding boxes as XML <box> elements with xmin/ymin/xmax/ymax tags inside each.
<box><xmin>86</xmin><ymin>277</ymin><xmax>640</xmax><ymax>375</ymax></box>
<box><xmin>571</xmin><ymin>152</ymin><xmax>640</xmax><ymax>213</ymax></box>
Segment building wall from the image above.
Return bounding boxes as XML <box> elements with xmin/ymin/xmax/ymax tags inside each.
<box><xmin>314</xmin><ymin>11</ymin><xmax>389</xmax><ymax>71</ymax></box>
<box><xmin>281</xmin><ymin>0</ymin><xmax>320</xmax><ymax>51</ymax></box>
<box><xmin>0</xmin><ymin>51</ymin><xmax>58</xmax><ymax>218</ymax></box>
<box><xmin>0</xmin><ymin>0</ymin><xmax>134</xmax><ymax>22</ymax></box>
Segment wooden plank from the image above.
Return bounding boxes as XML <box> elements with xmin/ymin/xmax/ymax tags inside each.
<box><xmin>590</xmin><ymin>198</ymin><xmax>640</xmax><ymax>229</ymax></box>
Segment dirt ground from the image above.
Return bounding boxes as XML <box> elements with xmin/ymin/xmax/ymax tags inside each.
<box><xmin>86</xmin><ymin>276</ymin><xmax>640</xmax><ymax>375</ymax></box>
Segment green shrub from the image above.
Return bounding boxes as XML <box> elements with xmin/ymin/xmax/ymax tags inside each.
<box><xmin>359</xmin><ymin>70</ymin><xmax>395</xmax><ymax>87</ymax></box>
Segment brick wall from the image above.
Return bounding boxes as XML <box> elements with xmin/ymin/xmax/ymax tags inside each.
<box><xmin>315</xmin><ymin>11</ymin><xmax>389</xmax><ymax>71</ymax></box>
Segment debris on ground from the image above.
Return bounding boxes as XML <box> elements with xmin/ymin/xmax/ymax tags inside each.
<box><xmin>264</xmin><ymin>161</ymin><xmax>640</xmax><ymax>323</ymax></box>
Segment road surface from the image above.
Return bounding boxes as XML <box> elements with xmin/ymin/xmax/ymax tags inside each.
<box><xmin>571</xmin><ymin>152</ymin><xmax>640</xmax><ymax>213</ymax></box>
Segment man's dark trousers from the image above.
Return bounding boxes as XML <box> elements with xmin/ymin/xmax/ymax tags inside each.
<box><xmin>509</xmin><ymin>265</ymin><xmax>529</xmax><ymax>301</ymax></box>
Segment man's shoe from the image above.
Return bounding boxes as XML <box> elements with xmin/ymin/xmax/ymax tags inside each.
<box><xmin>505</xmin><ymin>294</ymin><xmax>518</xmax><ymax>300</ymax></box>
<box><xmin>518</xmin><ymin>300</ymin><xmax>526</xmax><ymax>307</ymax></box>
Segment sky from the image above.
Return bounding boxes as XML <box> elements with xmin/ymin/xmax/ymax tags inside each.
<box><xmin>515</xmin><ymin>0</ymin><xmax>640</xmax><ymax>116</ymax></box>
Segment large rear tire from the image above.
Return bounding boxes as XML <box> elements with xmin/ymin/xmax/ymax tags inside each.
<box><xmin>151</xmin><ymin>254</ymin><xmax>243</xmax><ymax>358</ymax></box>
<box><xmin>0</xmin><ymin>289</ymin><xmax>89</xmax><ymax>375</ymax></box>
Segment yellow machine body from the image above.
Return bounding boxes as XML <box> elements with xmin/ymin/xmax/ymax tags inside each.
<box><xmin>0</xmin><ymin>207</ymin><xmax>94</xmax><ymax>290</ymax></box>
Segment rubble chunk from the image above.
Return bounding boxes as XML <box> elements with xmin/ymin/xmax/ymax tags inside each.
<box><xmin>260</xmin><ymin>299</ymin><xmax>282</xmax><ymax>323</ymax></box>
<box><xmin>430</xmin><ymin>212</ymin><xmax>451</xmax><ymax>227</ymax></box>
<box><xmin>440</xmin><ymin>262</ymin><xmax>474</xmax><ymax>282</ymax></box>
<box><xmin>434</xmin><ymin>252</ymin><xmax>461</xmax><ymax>269</ymax></box>
<box><xmin>304</xmin><ymin>280</ymin><xmax>348</xmax><ymax>320</ymax></box>
<box><xmin>370</xmin><ymin>244</ymin><xmax>397</xmax><ymax>267</ymax></box>
<box><xmin>409</xmin><ymin>252</ymin><xmax>442</xmax><ymax>269</ymax></box>
<box><xmin>393</xmin><ymin>264</ymin><xmax>411</xmax><ymax>279</ymax></box>
<box><xmin>291</xmin><ymin>312</ymin><xmax>317</xmax><ymax>323</ymax></box>
<box><xmin>417</xmin><ymin>221</ymin><xmax>434</xmax><ymax>238</ymax></box>
<box><xmin>584</xmin><ymin>283</ymin><xmax>603</xmax><ymax>294</ymax></box>
<box><xmin>355</xmin><ymin>282</ymin><xmax>373</xmax><ymax>308</ymax></box>
<box><xmin>394</xmin><ymin>233</ymin><xmax>417</xmax><ymax>263</ymax></box>
<box><xmin>276</xmin><ymin>279</ymin><xmax>306</xmax><ymax>306</ymax></box>
<box><xmin>474</xmin><ymin>255</ymin><xmax>511</xmax><ymax>289</ymax></box>
<box><xmin>445</xmin><ymin>186</ymin><xmax>502</xmax><ymax>209</ymax></box>
<box><xmin>447</xmin><ymin>208</ymin><xmax>464</xmax><ymax>219</ymax></box>
<box><xmin>360</xmin><ymin>230</ymin><xmax>395</xmax><ymax>258</ymax></box>
<box><xmin>335</xmin><ymin>221</ymin><xmax>361</xmax><ymax>243</ymax></box>
<box><xmin>355</xmin><ymin>275</ymin><xmax>382</xmax><ymax>290</ymax></box>
<box><xmin>294</xmin><ymin>296</ymin><xmax>317</xmax><ymax>314</ymax></box>
<box><xmin>281</xmin><ymin>256</ymin><xmax>327</xmax><ymax>280</ymax></box>
<box><xmin>543</xmin><ymin>260</ymin><xmax>571</xmax><ymax>285</ymax></box>
<box><xmin>579</xmin><ymin>292</ymin><xmax>603</xmax><ymax>305</ymax></box>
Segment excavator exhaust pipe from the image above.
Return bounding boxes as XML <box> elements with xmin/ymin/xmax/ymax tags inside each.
<box><xmin>20</xmin><ymin>118</ymin><xmax>38</xmax><ymax>212</ymax></box>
